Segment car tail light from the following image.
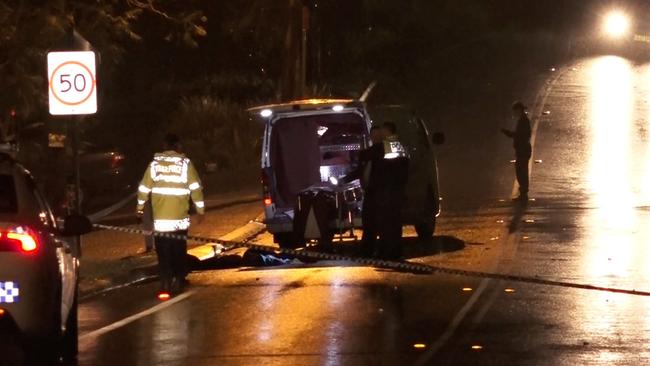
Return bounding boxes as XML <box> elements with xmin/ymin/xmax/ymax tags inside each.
<box><xmin>264</xmin><ymin>198</ymin><xmax>272</xmax><ymax>206</ymax></box>
<box><xmin>0</xmin><ymin>308</ymin><xmax>5</xmax><ymax>316</ymax></box>
<box><xmin>0</xmin><ymin>227</ymin><xmax>39</xmax><ymax>254</ymax></box>
<box><xmin>157</xmin><ymin>292</ymin><xmax>171</xmax><ymax>301</ymax></box>
<box><xmin>110</xmin><ymin>153</ymin><xmax>125</xmax><ymax>169</ymax></box>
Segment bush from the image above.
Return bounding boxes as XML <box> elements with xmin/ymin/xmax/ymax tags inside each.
<box><xmin>168</xmin><ymin>96</ymin><xmax>262</xmax><ymax>178</ymax></box>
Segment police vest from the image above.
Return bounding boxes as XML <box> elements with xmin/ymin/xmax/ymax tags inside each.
<box><xmin>383</xmin><ymin>135</ymin><xmax>408</xmax><ymax>160</ymax></box>
<box><xmin>137</xmin><ymin>150</ymin><xmax>205</xmax><ymax>232</ymax></box>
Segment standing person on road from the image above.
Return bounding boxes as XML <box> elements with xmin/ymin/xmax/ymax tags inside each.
<box><xmin>501</xmin><ymin>101</ymin><xmax>532</xmax><ymax>202</ymax></box>
<box><xmin>137</xmin><ymin>134</ymin><xmax>205</xmax><ymax>295</ymax></box>
<box><xmin>342</xmin><ymin>126</ymin><xmax>384</xmax><ymax>257</ymax></box>
<box><xmin>375</xmin><ymin>122</ymin><xmax>410</xmax><ymax>260</ymax></box>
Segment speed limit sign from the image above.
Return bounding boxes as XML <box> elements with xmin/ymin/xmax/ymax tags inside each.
<box><xmin>47</xmin><ymin>51</ymin><xmax>97</xmax><ymax>115</ymax></box>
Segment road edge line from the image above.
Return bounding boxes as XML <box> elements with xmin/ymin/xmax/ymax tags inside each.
<box><xmin>79</xmin><ymin>290</ymin><xmax>194</xmax><ymax>342</ymax></box>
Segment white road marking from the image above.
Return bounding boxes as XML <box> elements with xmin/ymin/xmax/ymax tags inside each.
<box><xmin>415</xmin><ymin>66</ymin><xmax>565</xmax><ymax>364</ymax></box>
<box><xmin>79</xmin><ymin>290</ymin><xmax>194</xmax><ymax>342</ymax></box>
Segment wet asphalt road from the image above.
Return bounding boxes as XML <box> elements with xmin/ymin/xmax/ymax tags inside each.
<box><xmin>74</xmin><ymin>56</ymin><xmax>650</xmax><ymax>365</ymax></box>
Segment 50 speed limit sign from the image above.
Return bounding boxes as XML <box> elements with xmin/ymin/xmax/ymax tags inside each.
<box><xmin>48</xmin><ymin>51</ymin><xmax>97</xmax><ymax>115</ymax></box>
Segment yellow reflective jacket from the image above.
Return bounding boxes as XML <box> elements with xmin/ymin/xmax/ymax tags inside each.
<box><xmin>137</xmin><ymin>150</ymin><xmax>205</xmax><ymax>232</ymax></box>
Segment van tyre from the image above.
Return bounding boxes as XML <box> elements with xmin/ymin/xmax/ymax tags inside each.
<box><xmin>415</xmin><ymin>219</ymin><xmax>436</xmax><ymax>240</ymax></box>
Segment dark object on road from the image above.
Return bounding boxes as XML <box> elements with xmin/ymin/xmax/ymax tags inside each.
<box><xmin>61</xmin><ymin>214</ymin><xmax>93</xmax><ymax>236</ymax></box>
<box><xmin>501</xmin><ymin>101</ymin><xmax>532</xmax><ymax>201</ymax></box>
<box><xmin>242</xmin><ymin>249</ymin><xmax>294</xmax><ymax>266</ymax></box>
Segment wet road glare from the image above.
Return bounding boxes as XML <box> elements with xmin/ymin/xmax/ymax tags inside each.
<box><xmin>73</xmin><ymin>55</ymin><xmax>650</xmax><ymax>365</ymax></box>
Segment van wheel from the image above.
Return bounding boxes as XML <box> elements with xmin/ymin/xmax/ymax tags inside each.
<box><xmin>415</xmin><ymin>219</ymin><xmax>436</xmax><ymax>240</ymax></box>
<box><xmin>62</xmin><ymin>290</ymin><xmax>79</xmax><ymax>360</ymax></box>
<box><xmin>275</xmin><ymin>232</ymin><xmax>302</xmax><ymax>249</ymax></box>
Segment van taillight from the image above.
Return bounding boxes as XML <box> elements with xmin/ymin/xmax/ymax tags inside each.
<box><xmin>261</xmin><ymin>170</ymin><xmax>272</xmax><ymax>206</ymax></box>
<box><xmin>0</xmin><ymin>227</ymin><xmax>39</xmax><ymax>254</ymax></box>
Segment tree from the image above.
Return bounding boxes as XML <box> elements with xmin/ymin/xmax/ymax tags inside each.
<box><xmin>0</xmin><ymin>0</ymin><xmax>206</xmax><ymax>119</ymax></box>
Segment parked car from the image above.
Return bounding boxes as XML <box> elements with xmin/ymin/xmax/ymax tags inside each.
<box><xmin>77</xmin><ymin>142</ymin><xmax>132</xmax><ymax>210</ymax></box>
<box><xmin>250</xmin><ymin>99</ymin><xmax>443</xmax><ymax>248</ymax></box>
<box><xmin>0</xmin><ymin>149</ymin><xmax>91</xmax><ymax>363</ymax></box>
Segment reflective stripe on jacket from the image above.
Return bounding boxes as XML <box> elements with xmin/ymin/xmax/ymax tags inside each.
<box><xmin>383</xmin><ymin>135</ymin><xmax>409</xmax><ymax>160</ymax></box>
<box><xmin>137</xmin><ymin>150</ymin><xmax>205</xmax><ymax>232</ymax></box>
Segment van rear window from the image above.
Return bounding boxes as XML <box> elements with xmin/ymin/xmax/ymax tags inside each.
<box><xmin>0</xmin><ymin>175</ymin><xmax>17</xmax><ymax>213</ymax></box>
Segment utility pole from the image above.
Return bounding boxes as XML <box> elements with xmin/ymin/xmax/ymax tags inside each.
<box><xmin>301</xmin><ymin>2</ymin><xmax>310</xmax><ymax>96</ymax></box>
<box><xmin>281</xmin><ymin>0</ymin><xmax>311</xmax><ymax>100</ymax></box>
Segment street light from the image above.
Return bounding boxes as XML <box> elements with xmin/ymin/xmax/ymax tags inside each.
<box><xmin>603</xmin><ymin>11</ymin><xmax>630</xmax><ymax>38</ymax></box>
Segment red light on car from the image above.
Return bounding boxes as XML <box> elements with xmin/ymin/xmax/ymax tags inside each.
<box><xmin>264</xmin><ymin>198</ymin><xmax>272</xmax><ymax>205</ymax></box>
<box><xmin>0</xmin><ymin>308</ymin><xmax>5</xmax><ymax>316</ymax></box>
<box><xmin>7</xmin><ymin>232</ymin><xmax>38</xmax><ymax>253</ymax></box>
<box><xmin>157</xmin><ymin>292</ymin><xmax>171</xmax><ymax>301</ymax></box>
<box><xmin>0</xmin><ymin>228</ymin><xmax>39</xmax><ymax>254</ymax></box>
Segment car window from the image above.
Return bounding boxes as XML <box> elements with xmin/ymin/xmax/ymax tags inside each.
<box><xmin>0</xmin><ymin>174</ymin><xmax>18</xmax><ymax>213</ymax></box>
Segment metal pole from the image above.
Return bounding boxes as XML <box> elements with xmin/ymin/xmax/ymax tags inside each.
<box><xmin>72</xmin><ymin>116</ymin><xmax>82</xmax><ymax>257</ymax></box>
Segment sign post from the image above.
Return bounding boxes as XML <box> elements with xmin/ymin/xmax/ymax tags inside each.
<box><xmin>48</xmin><ymin>50</ymin><xmax>97</xmax><ymax>257</ymax></box>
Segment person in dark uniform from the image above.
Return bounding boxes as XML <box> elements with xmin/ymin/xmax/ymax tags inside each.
<box><xmin>342</xmin><ymin>126</ymin><xmax>384</xmax><ymax>256</ymax></box>
<box><xmin>374</xmin><ymin>122</ymin><xmax>410</xmax><ymax>260</ymax></box>
<box><xmin>501</xmin><ymin>101</ymin><xmax>532</xmax><ymax>201</ymax></box>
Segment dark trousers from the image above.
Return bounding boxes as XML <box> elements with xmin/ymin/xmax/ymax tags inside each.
<box><xmin>360</xmin><ymin>196</ymin><xmax>378</xmax><ymax>256</ymax></box>
<box><xmin>515</xmin><ymin>147</ymin><xmax>531</xmax><ymax>196</ymax></box>
<box><xmin>155</xmin><ymin>230</ymin><xmax>188</xmax><ymax>289</ymax></box>
<box><xmin>377</xmin><ymin>198</ymin><xmax>403</xmax><ymax>260</ymax></box>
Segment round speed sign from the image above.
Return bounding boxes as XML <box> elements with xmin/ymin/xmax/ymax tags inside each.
<box><xmin>48</xmin><ymin>51</ymin><xmax>97</xmax><ymax>115</ymax></box>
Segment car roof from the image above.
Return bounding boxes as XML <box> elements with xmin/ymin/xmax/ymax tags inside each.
<box><xmin>248</xmin><ymin>98</ymin><xmax>359</xmax><ymax>115</ymax></box>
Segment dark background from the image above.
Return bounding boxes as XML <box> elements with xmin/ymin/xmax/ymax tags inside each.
<box><xmin>0</xmin><ymin>0</ymin><xmax>645</xmax><ymax>208</ymax></box>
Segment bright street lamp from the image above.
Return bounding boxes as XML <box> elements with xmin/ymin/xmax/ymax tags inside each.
<box><xmin>603</xmin><ymin>11</ymin><xmax>630</xmax><ymax>38</ymax></box>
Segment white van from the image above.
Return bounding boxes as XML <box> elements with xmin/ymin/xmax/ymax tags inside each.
<box><xmin>251</xmin><ymin>99</ymin><xmax>442</xmax><ymax>248</ymax></box>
